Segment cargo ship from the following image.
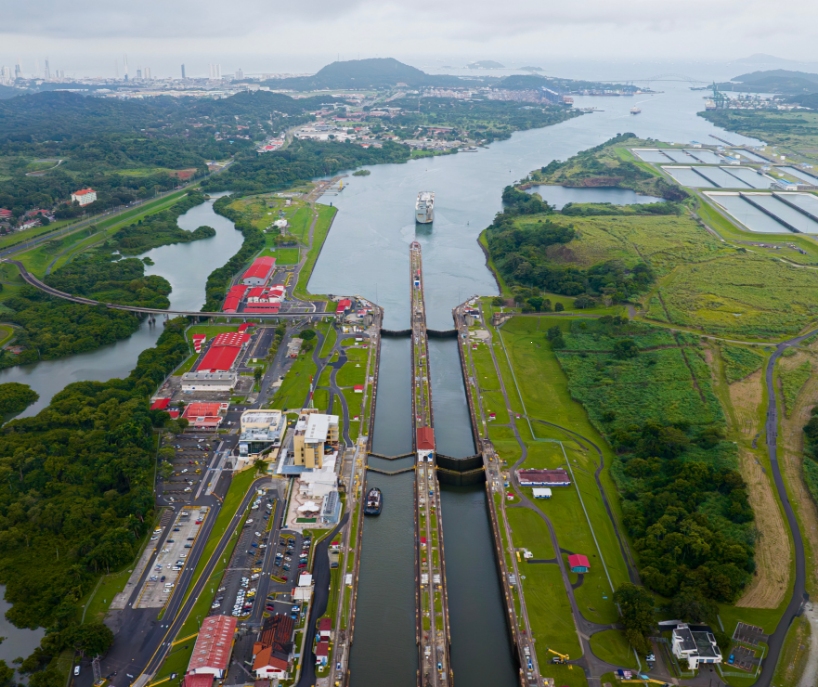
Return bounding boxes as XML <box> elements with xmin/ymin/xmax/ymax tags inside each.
<box><xmin>364</xmin><ymin>487</ymin><xmax>383</xmax><ymax>516</ymax></box>
<box><xmin>415</xmin><ymin>192</ymin><xmax>435</xmax><ymax>224</ymax></box>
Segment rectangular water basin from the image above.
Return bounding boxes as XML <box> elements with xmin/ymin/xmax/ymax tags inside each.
<box><xmin>706</xmin><ymin>193</ymin><xmax>794</xmax><ymax>234</ymax></box>
<box><xmin>663</xmin><ymin>166</ymin><xmax>714</xmax><ymax>188</ymax></box>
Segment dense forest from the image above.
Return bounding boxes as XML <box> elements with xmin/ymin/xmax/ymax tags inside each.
<box><xmin>0</xmin><ymin>319</ymin><xmax>189</xmax><ymax>687</ymax></box>
<box><xmin>110</xmin><ymin>190</ymin><xmax>214</xmax><ymax>255</ymax></box>
<box><xmin>202</xmin><ymin>139</ymin><xmax>412</xmax><ymax>194</ymax></box>
<box><xmin>0</xmin><ymin>90</ymin><xmax>332</xmax><ymax>216</ymax></box>
<box><xmin>554</xmin><ymin>318</ymin><xmax>755</xmax><ymax>607</ymax></box>
<box><xmin>484</xmin><ymin>186</ymin><xmax>655</xmax><ymax>300</ymax></box>
<box><xmin>202</xmin><ymin>196</ymin><xmax>265</xmax><ymax>311</ymax></box>
<box><xmin>0</xmin><ymin>254</ymin><xmax>170</xmax><ymax>370</ymax></box>
<box><xmin>802</xmin><ymin>406</ymin><xmax>818</xmax><ymax>505</ymax></box>
<box><xmin>0</xmin><ymin>382</ymin><xmax>39</xmax><ymax>417</ymax></box>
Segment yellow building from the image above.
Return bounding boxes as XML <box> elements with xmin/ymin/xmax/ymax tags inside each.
<box><xmin>292</xmin><ymin>412</ymin><xmax>339</xmax><ymax>469</ymax></box>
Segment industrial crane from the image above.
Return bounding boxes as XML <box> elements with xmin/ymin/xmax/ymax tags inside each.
<box><xmin>546</xmin><ymin>648</ymin><xmax>571</xmax><ymax>668</ymax></box>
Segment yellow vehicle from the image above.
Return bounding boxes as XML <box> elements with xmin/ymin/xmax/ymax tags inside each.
<box><xmin>252</xmin><ymin>567</ymin><xmax>263</xmax><ymax>573</ymax></box>
<box><xmin>547</xmin><ymin>648</ymin><xmax>570</xmax><ymax>667</ymax></box>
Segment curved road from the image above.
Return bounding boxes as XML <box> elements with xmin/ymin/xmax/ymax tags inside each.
<box><xmin>756</xmin><ymin>327</ymin><xmax>818</xmax><ymax>687</ymax></box>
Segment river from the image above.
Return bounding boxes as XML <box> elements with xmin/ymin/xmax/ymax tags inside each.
<box><xmin>0</xmin><ymin>193</ymin><xmax>241</xmax><ymax>418</ymax></box>
<box><xmin>0</xmin><ymin>83</ymin><xmax>762</xmax><ymax>676</ymax></box>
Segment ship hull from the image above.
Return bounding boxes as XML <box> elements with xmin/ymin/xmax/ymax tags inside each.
<box><xmin>364</xmin><ymin>488</ymin><xmax>383</xmax><ymax>516</ymax></box>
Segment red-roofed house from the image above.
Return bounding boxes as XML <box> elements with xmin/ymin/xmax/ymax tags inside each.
<box><xmin>150</xmin><ymin>398</ymin><xmax>171</xmax><ymax>411</ymax></box>
<box><xmin>318</xmin><ymin>617</ymin><xmax>332</xmax><ymax>639</ymax></box>
<box><xmin>416</xmin><ymin>427</ymin><xmax>435</xmax><ymax>461</ymax></box>
<box><xmin>315</xmin><ymin>640</ymin><xmax>329</xmax><ymax>667</ymax></box>
<box><xmin>182</xmin><ymin>402</ymin><xmax>229</xmax><ymax>429</ymax></box>
<box><xmin>252</xmin><ymin>614</ymin><xmax>293</xmax><ymax>680</ymax></box>
<box><xmin>0</xmin><ymin>209</ymin><xmax>13</xmax><ymax>219</ymax></box>
<box><xmin>247</xmin><ymin>285</ymin><xmax>285</xmax><ymax>303</ymax></box>
<box><xmin>335</xmin><ymin>298</ymin><xmax>352</xmax><ymax>315</ymax></box>
<box><xmin>187</xmin><ymin>615</ymin><xmax>237</xmax><ymax>678</ymax></box>
<box><xmin>242</xmin><ymin>257</ymin><xmax>276</xmax><ymax>286</ymax></box>
<box><xmin>70</xmin><ymin>188</ymin><xmax>97</xmax><ymax>206</ymax></box>
<box><xmin>353</xmin><ymin>385</ymin><xmax>364</xmax><ymax>394</ymax></box>
<box><xmin>568</xmin><ymin>554</ymin><xmax>590</xmax><ymax>573</ymax></box>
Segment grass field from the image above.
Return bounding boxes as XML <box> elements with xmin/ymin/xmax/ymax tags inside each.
<box><xmin>0</xmin><ymin>324</ymin><xmax>14</xmax><ymax>348</ymax></box>
<box><xmin>589</xmin><ymin>629</ymin><xmax>639</xmax><ymax>669</ymax></box>
<box><xmin>294</xmin><ymin>204</ymin><xmax>338</xmax><ymax>299</ymax></box>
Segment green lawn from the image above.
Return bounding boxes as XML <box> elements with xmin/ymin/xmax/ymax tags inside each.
<box><xmin>294</xmin><ymin>204</ymin><xmax>338</xmax><ymax>299</ymax></box>
<box><xmin>521</xmin><ymin>563</ymin><xmax>582</xmax><ymax>659</ymax></box>
<box><xmin>81</xmin><ymin>568</ymin><xmax>133</xmax><ymax>624</ymax></box>
<box><xmin>264</xmin><ymin>246</ymin><xmax>300</xmax><ymax>264</ymax></box>
<box><xmin>271</xmin><ymin>350</ymin><xmax>317</xmax><ymax>411</ymax></box>
<box><xmin>589</xmin><ymin>629</ymin><xmax>639</xmax><ymax>669</ymax></box>
<box><xmin>0</xmin><ymin>324</ymin><xmax>14</xmax><ymax>348</ymax></box>
<box><xmin>505</xmin><ymin>506</ymin><xmax>556</xmax><ymax>559</ymax></box>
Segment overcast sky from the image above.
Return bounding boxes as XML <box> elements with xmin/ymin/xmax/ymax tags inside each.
<box><xmin>2</xmin><ymin>0</ymin><xmax>818</xmax><ymax>79</ymax></box>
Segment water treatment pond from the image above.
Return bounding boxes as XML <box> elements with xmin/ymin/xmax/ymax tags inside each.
<box><xmin>527</xmin><ymin>185</ymin><xmax>662</xmax><ymax>209</ymax></box>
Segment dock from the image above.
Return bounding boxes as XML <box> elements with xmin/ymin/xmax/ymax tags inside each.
<box><xmin>411</xmin><ymin>241</ymin><xmax>453</xmax><ymax>687</ymax></box>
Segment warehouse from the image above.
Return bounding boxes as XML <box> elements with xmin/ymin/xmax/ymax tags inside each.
<box><xmin>416</xmin><ymin>426</ymin><xmax>435</xmax><ymax>461</ymax></box>
<box><xmin>335</xmin><ymin>298</ymin><xmax>352</xmax><ymax>315</ymax></box>
<box><xmin>517</xmin><ymin>468</ymin><xmax>571</xmax><ymax>487</ymax></box>
<box><xmin>242</xmin><ymin>256</ymin><xmax>276</xmax><ymax>285</ymax></box>
<box><xmin>187</xmin><ymin>615</ymin><xmax>237</xmax><ymax>678</ymax></box>
<box><xmin>181</xmin><ymin>370</ymin><xmax>238</xmax><ymax>392</ymax></box>
<box><xmin>222</xmin><ymin>285</ymin><xmax>248</xmax><ymax>313</ymax></box>
<box><xmin>196</xmin><ymin>332</ymin><xmax>251</xmax><ymax>372</ymax></box>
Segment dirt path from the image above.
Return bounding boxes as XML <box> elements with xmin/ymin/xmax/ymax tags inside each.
<box><xmin>799</xmin><ymin>602</ymin><xmax>818</xmax><ymax>687</ymax></box>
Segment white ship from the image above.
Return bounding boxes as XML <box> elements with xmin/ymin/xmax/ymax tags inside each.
<box><xmin>630</xmin><ymin>106</ymin><xmax>642</xmax><ymax>115</ymax></box>
<box><xmin>416</xmin><ymin>192</ymin><xmax>435</xmax><ymax>224</ymax></box>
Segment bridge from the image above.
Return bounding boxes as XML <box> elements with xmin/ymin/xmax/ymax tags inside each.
<box><xmin>3</xmin><ymin>259</ymin><xmax>330</xmax><ymax>321</ymax></box>
<box><xmin>410</xmin><ymin>242</ymin><xmax>452</xmax><ymax>687</ymax></box>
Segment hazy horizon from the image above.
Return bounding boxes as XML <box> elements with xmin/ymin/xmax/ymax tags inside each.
<box><xmin>2</xmin><ymin>0</ymin><xmax>818</xmax><ymax>82</ymax></box>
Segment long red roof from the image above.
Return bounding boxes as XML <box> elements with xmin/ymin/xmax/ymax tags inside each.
<box><xmin>243</xmin><ymin>256</ymin><xmax>276</xmax><ymax>281</ymax></box>
<box><xmin>187</xmin><ymin>615</ymin><xmax>237</xmax><ymax>673</ymax></box>
<box><xmin>197</xmin><ymin>345</ymin><xmax>241</xmax><ymax>372</ymax></box>
<box><xmin>416</xmin><ymin>427</ymin><xmax>435</xmax><ymax>451</ymax></box>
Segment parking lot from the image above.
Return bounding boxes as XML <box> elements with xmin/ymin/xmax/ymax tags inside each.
<box><xmin>211</xmin><ymin>489</ymin><xmax>312</xmax><ymax>623</ymax></box>
<box><xmin>135</xmin><ymin>506</ymin><xmax>209</xmax><ymax>608</ymax></box>
<box><xmin>159</xmin><ymin>434</ymin><xmax>219</xmax><ymax>505</ymax></box>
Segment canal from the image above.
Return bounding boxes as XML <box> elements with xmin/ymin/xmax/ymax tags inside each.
<box><xmin>311</xmin><ymin>83</ymin><xmax>762</xmax><ymax>686</ymax></box>
<box><xmin>0</xmin><ymin>83</ymin><xmax>764</xmax><ymax>676</ymax></box>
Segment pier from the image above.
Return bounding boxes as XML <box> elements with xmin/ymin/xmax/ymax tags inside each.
<box><xmin>411</xmin><ymin>242</ymin><xmax>453</xmax><ymax>687</ymax></box>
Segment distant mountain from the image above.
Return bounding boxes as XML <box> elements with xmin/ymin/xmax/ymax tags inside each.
<box><xmin>720</xmin><ymin>69</ymin><xmax>818</xmax><ymax>95</ymax></box>
<box><xmin>262</xmin><ymin>58</ymin><xmax>465</xmax><ymax>91</ymax></box>
<box><xmin>467</xmin><ymin>60</ymin><xmax>505</xmax><ymax>70</ymax></box>
<box><xmin>519</xmin><ymin>66</ymin><xmax>544</xmax><ymax>72</ymax></box>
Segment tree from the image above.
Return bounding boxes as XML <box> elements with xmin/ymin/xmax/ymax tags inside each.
<box><xmin>667</xmin><ymin>586</ymin><xmax>717</xmax><ymax>624</ymax></box>
<box><xmin>0</xmin><ymin>660</ymin><xmax>14</xmax><ymax>687</ymax></box>
<box><xmin>253</xmin><ymin>367</ymin><xmax>263</xmax><ymax>384</ymax></box>
<box><xmin>526</xmin><ymin>296</ymin><xmax>544</xmax><ymax>312</ymax></box>
<box><xmin>491</xmin><ymin>296</ymin><xmax>504</xmax><ymax>306</ymax></box>
<box><xmin>612</xmin><ymin>339</ymin><xmax>638</xmax><ymax>360</ymax></box>
<box><xmin>554</xmin><ymin>302</ymin><xmax>564</xmax><ymax>312</ymax></box>
<box><xmin>64</xmin><ymin>623</ymin><xmax>114</xmax><ymax>658</ymax></box>
<box><xmin>299</xmin><ymin>329</ymin><xmax>317</xmax><ymax>341</ymax></box>
<box><xmin>614</xmin><ymin>583</ymin><xmax>655</xmax><ymax>655</ymax></box>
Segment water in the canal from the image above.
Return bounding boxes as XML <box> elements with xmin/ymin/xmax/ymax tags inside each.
<box><xmin>317</xmin><ymin>84</ymin><xmax>762</xmax><ymax>687</ymax></box>
<box><xmin>350</xmin><ymin>338</ymin><xmax>418</xmax><ymax>687</ymax></box>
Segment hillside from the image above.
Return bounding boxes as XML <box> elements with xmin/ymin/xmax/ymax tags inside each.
<box><xmin>718</xmin><ymin>69</ymin><xmax>818</xmax><ymax>95</ymax></box>
<box><xmin>498</xmin><ymin>73</ymin><xmax>637</xmax><ymax>93</ymax></box>
<box><xmin>263</xmin><ymin>57</ymin><xmax>465</xmax><ymax>91</ymax></box>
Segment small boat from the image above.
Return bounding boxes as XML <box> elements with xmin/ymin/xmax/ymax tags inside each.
<box><xmin>630</xmin><ymin>107</ymin><xmax>641</xmax><ymax>115</ymax></box>
<box><xmin>364</xmin><ymin>487</ymin><xmax>383</xmax><ymax>516</ymax></box>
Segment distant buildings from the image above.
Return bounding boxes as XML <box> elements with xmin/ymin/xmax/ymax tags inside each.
<box><xmin>71</xmin><ymin>188</ymin><xmax>97</xmax><ymax>206</ymax></box>
<box><xmin>292</xmin><ymin>412</ymin><xmax>339</xmax><ymax>469</ymax></box>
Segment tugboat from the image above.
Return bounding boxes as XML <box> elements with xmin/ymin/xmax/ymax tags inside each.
<box><xmin>364</xmin><ymin>487</ymin><xmax>383</xmax><ymax>516</ymax></box>
<box><xmin>630</xmin><ymin>106</ymin><xmax>642</xmax><ymax>115</ymax></box>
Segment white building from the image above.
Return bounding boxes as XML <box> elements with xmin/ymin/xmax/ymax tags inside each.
<box><xmin>71</xmin><ymin>188</ymin><xmax>97</xmax><ymax>206</ymax></box>
<box><xmin>238</xmin><ymin>409</ymin><xmax>284</xmax><ymax>459</ymax></box>
<box><xmin>181</xmin><ymin>370</ymin><xmax>238</xmax><ymax>392</ymax></box>
<box><xmin>672</xmin><ymin>624</ymin><xmax>723</xmax><ymax>671</ymax></box>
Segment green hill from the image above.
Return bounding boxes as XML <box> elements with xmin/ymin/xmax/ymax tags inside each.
<box><xmin>720</xmin><ymin>69</ymin><xmax>818</xmax><ymax>95</ymax></box>
<box><xmin>263</xmin><ymin>57</ymin><xmax>465</xmax><ymax>90</ymax></box>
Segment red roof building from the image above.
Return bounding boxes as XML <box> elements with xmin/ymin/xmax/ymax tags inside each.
<box><xmin>517</xmin><ymin>468</ymin><xmax>572</xmax><ymax>487</ymax></box>
<box><xmin>187</xmin><ymin>615</ymin><xmax>237</xmax><ymax>677</ymax></box>
<box><xmin>150</xmin><ymin>398</ymin><xmax>171</xmax><ymax>411</ymax></box>
<box><xmin>253</xmin><ymin>614</ymin><xmax>294</xmax><ymax>679</ymax></box>
<box><xmin>70</xmin><ymin>188</ymin><xmax>97</xmax><ymax>206</ymax></box>
<box><xmin>223</xmin><ymin>285</ymin><xmax>248</xmax><ymax>313</ymax></box>
<box><xmin>568</xmin><ymin>554</ymin><xmax>590</xmax><ymax>573</ymax></box>
<box><xmin>417</xmin><ymin>427</ymin><xmax>435</xmax><ymax>451</ymax></box>
<box><xmin>242</xmin><ymin>257</ymin><xmax>276</xmax><ymax>286</ymax></box>
<box><xmin>196</xmin><ymin>332</ymin><xmax>251</xmax><ymax>372</ymax></box>
<box><xmin>335</xmin><ymin>298</ymin><xmax>352</xmax><ymax>315</ymax></box>
<box><xmin>244</xmin><ymin>303</ymin><xmax>281</xmax><ymax>314</ymax></box>
<box><xmin>318</xmin><ymin>617</ymin><xmax>332</xmax><ymax>639</ymax></box>
<box><xmin>247</xmin><ymin>285</ymin><xmax>285</xmax><ymax>303</ymax></box>
<box><xmin>238</xmin><ymin>323</ymin><xmax>255</xmax><ymax>332</ymax></box>
<box><xmin>182</xmin><ymin>402</ymin><xmax>229</xmax><ymax>429</ymax></box>
<box><xmin>0</xmin><ymin>209</ymin><xmax>12</xmax><ymax>219</ymax></box>
<box><xmin>182</xmin><ymin>674</ymin><xmax>214</xmax><ymax>687</ymax></box>
<box><xmin>353</xmin><ymin>385</ymin><xmax>364</xmax><ymax>393</ymax></box>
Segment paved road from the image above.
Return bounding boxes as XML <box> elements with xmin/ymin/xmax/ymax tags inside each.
<box><xmin>755</xmin><ymin>327</ymin><xmax>818</xmax><ymax>687</ymax></box>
